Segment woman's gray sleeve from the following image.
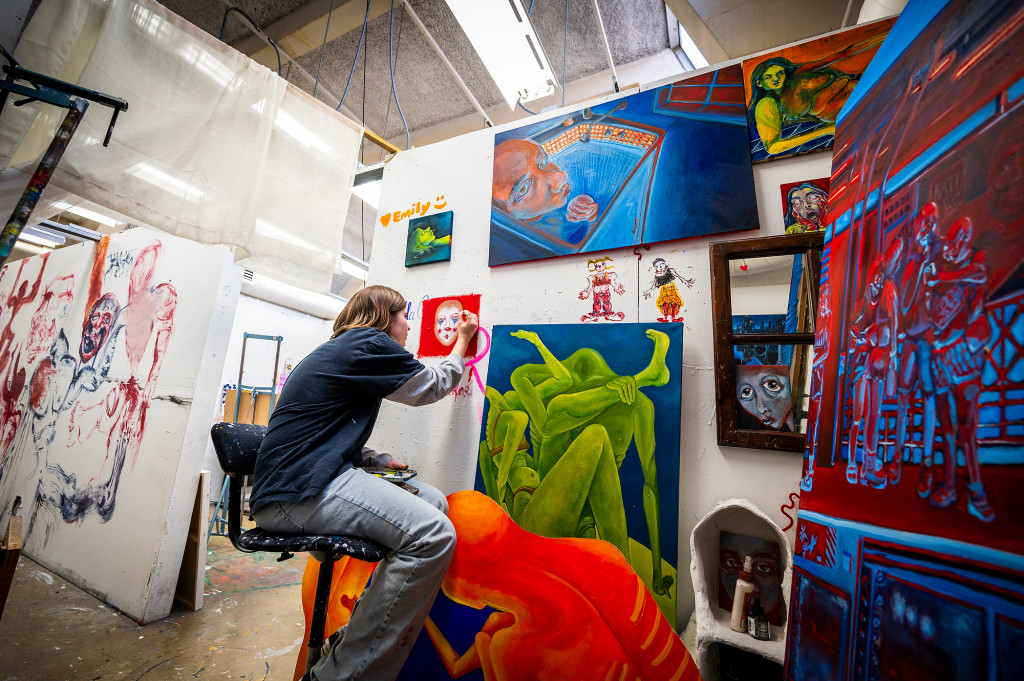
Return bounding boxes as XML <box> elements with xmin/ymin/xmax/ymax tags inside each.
<box><xmin>356</xmin><ymin>446</ymin><xmax>393</xmax><ymax>467</ymax></box>
<box><xmin>385</xmin><ymin>355</ymin><xmax>466</xmax><ymax>406</ymax></box>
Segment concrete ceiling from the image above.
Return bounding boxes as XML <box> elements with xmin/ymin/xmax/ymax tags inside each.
<box><xmin>8</xmin><ymin>0</ymin><xmax>864</xmax><ymax>291</ymax></box>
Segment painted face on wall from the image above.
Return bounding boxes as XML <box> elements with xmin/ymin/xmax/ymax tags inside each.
<box><xmin>736</xmin><ymin>364</ymin><xmax>793</xmax><ymax>430</ymax></box>
<box><xmin>434</xmin><ymin>300</ymin><xmax>463</xmax><ymax>346</ymax></box>
<box><xmin>653</xmin><ymin>259</ymin><xmax>668</xmax><ymax>276</ymax></box>
<box><xmin>493</xmin><ymin>139</ymin><xmax>570</xmax><ymax>221</ymax></box>
<box><xmin>80</xmin><ymin>294</ymin><xmax>120</xmax><ymax>362</ymax></box>
<box><xmin>788</xmin><ymin>187</ymin><xmax>827</xmax><ymax>229</ymax></box>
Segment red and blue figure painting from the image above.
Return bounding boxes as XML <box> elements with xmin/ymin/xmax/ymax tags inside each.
<box><xmin>789</xmin><ymin>1</ymin><xmax>1024</xmax><ymax>679</ymax></box>
<box><xmin>489</xmin><ymin>65</ymin><xmax>757</xmax><ymax>266</ymax></box>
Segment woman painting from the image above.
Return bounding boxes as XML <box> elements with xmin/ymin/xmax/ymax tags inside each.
<box><xmin>249</xmin><ymin>285</ymin><xmax>478</xmax><ymax>681</ymax></box>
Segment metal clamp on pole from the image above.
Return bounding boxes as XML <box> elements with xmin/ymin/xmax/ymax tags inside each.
<box><xmin>0</xmin><ymin>45</ymin><xmax>129</xmax><ymax>268</ymax></box>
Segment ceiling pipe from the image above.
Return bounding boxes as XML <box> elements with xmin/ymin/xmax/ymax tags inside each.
<box><xmin>402</xmin><ymin>1</ymin><xmax>493</xmax><ymax>128</ymax></box>
<box><xmin>588</xmin><ymin>0</ymin><xmax>620</xmax><ymax>92</ymax></box>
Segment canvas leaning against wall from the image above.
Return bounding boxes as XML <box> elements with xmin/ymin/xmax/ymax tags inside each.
<box><xmin>489</xmin><ymin>64</ymin><xmax>758</xmax><ymax>266</ymax></box>
<box><xmin>789</xmin><ymin>0</ymin><xmax>1024</xmax><ymax>678</ymax></box>
<box><xmin>0</xmin><ymin>228</ymin><xmax>234</xmax><ymax>623</ymax></box>
<box><xmin>742</xmin><ymin>17</ymin><xmax>896</xmax><ymax>163</ymax></box>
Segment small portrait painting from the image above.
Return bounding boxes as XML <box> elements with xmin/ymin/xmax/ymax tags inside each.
<box><xmin>718</xmin><ymin>530</ymin><xmax>784</xmax><ymax>626</ymax></box>
<box><xmin>417</xmin><ymin>294</ymin><xmax>480</xmax><ymax>358</ymax></box>
<box><xmin>406</xmin><ymin>211</ymin><xmax>453</xmax><ymax>267</ymax></box>
<box><xmin>780</xmin><ymin>178</ymin><xmax>829</xmax><ymax>233</ymax></box>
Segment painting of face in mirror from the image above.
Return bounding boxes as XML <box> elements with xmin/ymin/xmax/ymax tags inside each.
<box><xmin>417</xmin><ymin>294</ymin><xmax>480</xmax><ymax>358</ymax></box>
<box><xmin>718</xmin><ymin>531</ymin><xmax>783</xmax><ymax>626</ymax></box>
<box><xmin>710</xmin><ymin>231</ymin><xmax>822</xmax><ymax>451</ymax></box>
<box><xmin>735</xmin><ymin>364</ymin><xmax>794</xmax><ymax>432</ymax></box>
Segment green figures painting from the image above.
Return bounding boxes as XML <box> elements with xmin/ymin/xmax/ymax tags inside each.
<box><xmin>477</xmin><ymin>323</ymin><xmax>683</xmax><ymax>623</ymax></box>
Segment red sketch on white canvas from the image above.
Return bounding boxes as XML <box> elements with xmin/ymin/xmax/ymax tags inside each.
<box><xmin>579</xmin><ymin>257</ymin><xmax>625</xmax><ymax>322</ymax></box>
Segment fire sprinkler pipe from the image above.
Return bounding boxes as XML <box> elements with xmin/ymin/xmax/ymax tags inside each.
<box><xmin>402</xmin><ymin>0</ymin><xmax>493</xmax><ymax>128</ymax></box>
<box><xmin>588</xmin><ymin>0</ymin><xmax>620</xmax><ymax>93</ymax></box>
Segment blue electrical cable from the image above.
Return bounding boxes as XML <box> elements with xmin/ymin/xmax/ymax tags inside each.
<box><xmin>336</xmin><ymin>0</ymin><xmax>371</xmax><ymax>110</ymax></box>
<box><xmin>563</xmin><ymin>0</ymin><xmax>568</xmax><ymax>107</ymax></box>
<box><xmin>529</xmin><ymin>0</ymin><xmax>536</xmax><ymax>14</ymax></box>
<box><xmin>313</xmin><ymin>0</ymin><xmax>336</xmax><ymax>98</ymax></box>
<box><xmin>517</xmin><ymin>98</ymin><xmax>539</xmax><ymax>115</ymax></box>
<box><xmin>388</xmin><ymin>0</ymin><xmax>411</xmax><ymax>150</ymax></box>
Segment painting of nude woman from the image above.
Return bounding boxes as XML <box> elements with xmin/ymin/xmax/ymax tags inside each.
<box><xmin>742</xmin><ymin>18</ymin><xmax>896</xmax><ymax>162</ymax></box>
<box><xmin>476</xmin><ymin>323</ymin><xmax>683</xmax><ymax>624</ymax></box>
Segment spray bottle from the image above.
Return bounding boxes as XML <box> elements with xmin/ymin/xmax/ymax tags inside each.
<box><xmin>729</xmin><ymin>555</ymin><xmax>756</xmax><ymax>632</ymax></box>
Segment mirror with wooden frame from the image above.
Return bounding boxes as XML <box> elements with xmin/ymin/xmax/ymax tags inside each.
<box><xmin>710</xmin><ymin>232</ymin><xmax>824</xmax><ymax>452</ymax></box>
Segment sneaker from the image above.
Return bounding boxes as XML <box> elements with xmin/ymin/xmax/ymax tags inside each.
<box><xmin>967</xmin><ymin>484</ymin><xmax>996</xmax><ymax>523</ymax></box>
<box><xmin>321</xmin><ymin>624</ymin><xmax>347</xmax><ymax>658</ymax></box>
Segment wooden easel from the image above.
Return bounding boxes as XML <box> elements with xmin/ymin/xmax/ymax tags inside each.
<box><xmin>0</xmin><ymin>497</ymin><xmax>23</xmax><ymax>622</ymax></box>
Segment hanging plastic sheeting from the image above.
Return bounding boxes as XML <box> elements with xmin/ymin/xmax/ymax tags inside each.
<box><xmin>0</xmin><ymin>0</ymin><xmax>362</xmax><ymax>293</ymax></box>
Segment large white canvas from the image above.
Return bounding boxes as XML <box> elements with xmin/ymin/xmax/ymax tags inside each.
<box><xmin>0</xmin><ymin>227</ymin><xmax>238</xmax><ymax>623</ymax></box>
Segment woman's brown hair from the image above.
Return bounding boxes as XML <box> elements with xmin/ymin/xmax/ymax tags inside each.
<box><xmin>331</xmin><ymin>285</ymin><xmax>406</xmax><ymax>339</ymax></box>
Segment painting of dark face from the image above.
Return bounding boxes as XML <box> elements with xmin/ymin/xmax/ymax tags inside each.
<box><xmin>80</xmin><ymin>294</ymin><xmax>119</xmax><ymax>362</ymax></box>
<box><xmin>736</xmin><ymin>364</ymin><xmax>794</xmax><ymax>431</ymax></box>
<box><xmin>718</xmin><ymin>531</ymin><xmax>784</xmax><ymax>626</ymax></box>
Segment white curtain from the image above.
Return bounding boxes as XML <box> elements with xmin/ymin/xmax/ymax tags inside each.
<box><xmin>0</xmin><ymin>0</ymin><xmax>362</xmax><ymax>293</ymax></box>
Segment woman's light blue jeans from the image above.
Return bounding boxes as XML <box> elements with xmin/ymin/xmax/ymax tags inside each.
<box><xmin>253</xmin><ymin>467</ymin><xmax>455</xmax><ymax>681</ymax></box>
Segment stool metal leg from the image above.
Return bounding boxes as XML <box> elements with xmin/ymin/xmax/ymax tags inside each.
<box><xmin>304</xmin><ymin>558</ymin><xmax>336</xmax><ymax>675</ymax></box>
<box><xmin>207</xmin><ymin>477</ymin><xmax>231</xmax><ymax>538</ymax></box>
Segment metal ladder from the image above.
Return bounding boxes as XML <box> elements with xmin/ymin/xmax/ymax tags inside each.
<box><xmin>208</xmin><ymin>333</ymin><xmax>283</xmax><ymax>538</ymax></box>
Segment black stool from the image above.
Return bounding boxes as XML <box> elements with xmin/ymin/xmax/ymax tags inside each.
<box><xmin>210</xmin><ymin>422</ymin><xmax>387</xmax><ymax>677</ymax></box>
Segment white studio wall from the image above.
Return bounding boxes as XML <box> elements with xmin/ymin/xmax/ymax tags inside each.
<box><xmin>200</xmin><ymin>294</ymin><xmax>334</xmax><ymax>491</ymax></box>
<box><xmin>0</xmin><ymin>227</ymin><xmax>238</xmax><ymax>623</ymax></box>
<box><xmin>367</xmin><ymin>68</ymin><xmax>831</xmax><ymax>624</ymax></box>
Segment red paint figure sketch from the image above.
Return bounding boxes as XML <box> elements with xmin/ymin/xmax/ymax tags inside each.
<box><xmin>417</xmin><ymin>294</ymin><xmax>480</xmax><ymax>358</ymax></box>
<box><xmin>580</xmin><ymin>256</ymin><xmax>626</xmax><ymax>322</ymax></box>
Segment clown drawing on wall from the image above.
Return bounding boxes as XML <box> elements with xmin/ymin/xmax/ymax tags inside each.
<box><xmin>579</xmin><ymin>257</ymin><xmax>625</xmax><ymax>322</ymax></box>
<box><xmin>642</xmin><ymin>257</ymin><xmax>693</xmax><ymax>322</ymax></box>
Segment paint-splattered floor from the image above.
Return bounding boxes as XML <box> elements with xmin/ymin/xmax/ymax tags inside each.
<box><xmin>0</xmin><ymin>535</ymin><xmax>308</xmax><ymax>680</ymax></box>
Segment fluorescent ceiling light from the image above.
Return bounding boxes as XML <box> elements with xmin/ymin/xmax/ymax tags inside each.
<box><xmin>255</xmin><ymin>218</ymin><xmax>326</xmax><ymax>253</ymax></box>
<box><xmin>351</xmin><ymin>180</ymin><xmax>381</xmax><ymax>210</ymax></box>
<box><xmin>274</xmin><ymin>108</ymin><xmax>333</xmax><ymax>154</ymax></box>
<box><xmin>341</xmin><ymin>252</ymin><xmax>369</xmax><ymax>281</ymax></box>
<box><xmin>18</xmin><ymin>232</ymin><xmax>60</xmax><ymax>248</ymax></box>
<box><xmin>677</xmin><ymin>22</ymin><xmax>709</xmax><ymax>69</ymax></box>
<box><xmin>445</xmin><ymin>0</ymin><xmax>559</xmax><ymax>109</ymax></box>
<box><xmin>57</xmin><ymin>203</ymin><xmax>119</xmax><ymax>228</ymax></box>
<box><xmin>129</xmin><ymin>163</ymin><xmax>205</xmax><ymax>203</ymax></box>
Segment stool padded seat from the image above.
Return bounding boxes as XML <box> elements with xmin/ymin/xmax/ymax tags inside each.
<box><xmin>236</xmin><ymin>527</ymin><xmax>389</xmax><ymax>562</ymax></box>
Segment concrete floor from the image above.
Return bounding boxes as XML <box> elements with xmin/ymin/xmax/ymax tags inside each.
<box><xmin>0</xmin><ymin>534</ymin><xmax>310</xmax><ymax>681</ymax></box>
<box><xmin>0</xmin><ymin>531</ymin><xmax>702</xmax><ymax>681</ymax></box>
